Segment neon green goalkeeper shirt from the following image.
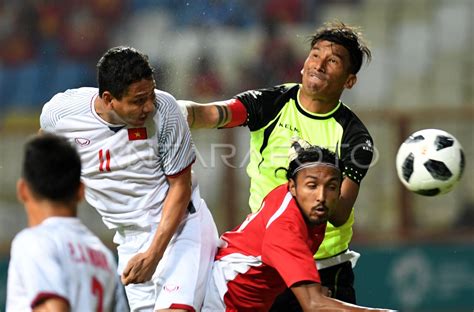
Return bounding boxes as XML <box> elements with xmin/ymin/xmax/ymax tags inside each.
<box><xmin>234</xmin><ymin>83</ymin><xmax>374</xmax><ymax>260</ymax></box>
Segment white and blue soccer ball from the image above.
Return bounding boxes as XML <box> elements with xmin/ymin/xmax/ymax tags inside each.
<box><xmin>396</xmin><ymin>129</ymin><xmax>465</xmax><ymax>196</ymax></box>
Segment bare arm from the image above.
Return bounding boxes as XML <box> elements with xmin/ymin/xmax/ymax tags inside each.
<box><xmin>177</xmin><ymin>100</ymin><xmax>233</xmax><ymax>128</ymax></box>
<box><xmin>291</xmin><ymin>282</ymin><xmax>395</xmax><ymax>312</ymax></box>
<box><xmin>329</xmin><ymin>178</ymin><xmax>359</xmax><ymax>227</ymax></box>
<box><xmin>121</xmin><ymin>167</ymin><xmax>192</xmax><ymax>285</ymax></box>
<box><xmin>33</xmin><ymin>298</ymin><xmax>69</xmax><ymax>312</ymax></box>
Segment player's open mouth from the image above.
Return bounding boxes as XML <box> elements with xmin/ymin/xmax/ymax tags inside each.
<box><xmin>309</xmin><ymin>72</ymin><xmax>326</xmax><ymax>81</ymax></box>
<box><xmin>313</xmin><ymin>206</ymin><xmax>328</xmax><ymax>217</ymax></box>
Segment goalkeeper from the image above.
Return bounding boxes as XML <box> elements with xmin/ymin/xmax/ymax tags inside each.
<box><xmin>179</xmin><ymin>20</ymin><xmax>374</xmax><ymax>310</ymax></box>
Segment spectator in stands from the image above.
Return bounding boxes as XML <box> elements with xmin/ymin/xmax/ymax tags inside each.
<box><xmin>261</xmin><ymin>0</ymin><xmax>304</xmax><ymax>24</ymax></box>
<box><xmin>190</xmin><ymin>53</ymin><xmax>224</xmax><ymax>101</ymax></box>
<box><xmin>0</xmin><ymin>2</ymin><xmax>40</xmax><ymax>108</ymax></box>
<box><xmin>258</xmin><ymin>21</ymin><xmax>302</xmax><ymax>86</ymax></box>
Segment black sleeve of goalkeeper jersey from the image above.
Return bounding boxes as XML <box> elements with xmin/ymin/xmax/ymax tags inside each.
<box><xmin>339</xmin><ymin>115</ymin><xmax>374</xmax><ymax>185</ymax></box>
<box><xmin>234</xmin><ymin>84</ymin><xmax>298</xmax><ymax>131</ymax></box>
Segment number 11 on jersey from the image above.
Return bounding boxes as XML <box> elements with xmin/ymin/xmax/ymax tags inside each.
<box><xmin>98</xmin><ymin>149</ymin><xmax>111</xmax><ymax>172</ymax></box>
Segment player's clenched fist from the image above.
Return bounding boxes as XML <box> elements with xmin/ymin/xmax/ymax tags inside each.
<box><xmin>121</xmin><ymin>251</ymin><xmax>162</xmax><ymax>285</ymax></box>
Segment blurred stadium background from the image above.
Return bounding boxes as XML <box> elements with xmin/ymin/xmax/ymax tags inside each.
<box><xmin>0</xmin><ymin>0</ymin><xmax>473</xmax><ymax>311</ymax></box>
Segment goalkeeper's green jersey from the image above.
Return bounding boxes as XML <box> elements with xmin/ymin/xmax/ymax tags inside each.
<box><xmin>234</xmin><ymin>83</ymin><xmax>374</xmax><ymax>260</ymax></box>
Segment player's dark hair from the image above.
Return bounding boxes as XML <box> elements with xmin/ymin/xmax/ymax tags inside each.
<box><xmin>309</xmin><ymin>21</ymin><xmax>371</xmax><ymax>74</ymax></box>
<box><xmin>22</xmin><ymin>134</ymin><xmax>81</xmax><ymax>203</ymax></box>
<box><xmin>276</xmin><ymin>144</ymin><xmax>343</xmax><ymax>182</ymax></box>
<box><xmin>97</xmin><ymin>46</ymin><xmax>154</xmax><ymax>99</ymax></box>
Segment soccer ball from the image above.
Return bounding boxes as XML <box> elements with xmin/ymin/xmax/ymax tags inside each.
<box><xmin>395</xmin><ymin>129</ymin><xmax>465</xmax><ymax>196</ymax></box>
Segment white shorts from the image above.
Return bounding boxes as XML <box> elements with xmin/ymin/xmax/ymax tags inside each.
<box><xmin>202</xmin><ymin>253</ymin><xmax>262</xmax><ymax>312</ymax></box>
<box><xmin>114</xmin><ymin>187</ymin><xmax>218</xmax><ymax>312</ymax></box>
<box><xmin>201</xmin><ymin>260</ymin><xmax>228</xmax><ymax>312</ymax></box>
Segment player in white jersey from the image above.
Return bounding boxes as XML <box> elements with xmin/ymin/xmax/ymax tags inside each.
<box><xmin>39</xmin><ymin>46</ymin><xmax>218</xmax><ymax>311</ymax></box>
<box><xmin>7</xmin><ymin>134</ymin><xmax>128</xmax><ymax>311</ymax></box>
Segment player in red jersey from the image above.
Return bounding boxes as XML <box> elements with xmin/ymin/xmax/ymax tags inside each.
<box><xmin>202</xmin><ymin>140</ymin><xmax>395</xmax><ymax>312</ymax></box>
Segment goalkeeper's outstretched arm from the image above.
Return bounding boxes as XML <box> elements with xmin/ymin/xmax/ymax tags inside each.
<box><xmin>177</xmin><ymin>99</ymin><xmax>247</xmax><ymax>129</ymax></box>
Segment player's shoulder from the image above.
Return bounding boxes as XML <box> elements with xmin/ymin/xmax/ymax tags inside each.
<box><xmin>336</xmin><ymin>102</ymin><xmax>366</xmax><ymax>122</ymax></box>
<box><xmin>11</xmin><ymin>228</ymin><xmax>32</xmax><ymax>247</ymax></box>
<box><xmin>154</xmin><ymin>89</ymin><xmax>177</xmax><ymax>105</ymax></box>
<box><xmin>237</xmin><ymin>83</ymin><xmax>298</xmax><ymax>99</ymax></box>
<box><xmin>270</xmin><ymin>83</ymin><xmax>299</xmax><ymax>99</ymax></box>
<box><xmin>153</xmin><ymin>89</ymin><xmax>189</xmax><ymax>129</ymax></box>
<box><xmin>46</xmin><ymin>87</ymin><xmax>97</xmax><ymax>105</ymax></box>
<box><xmin>262</xmin><ymin>184</ymin><xmax>294</xmax><ymax>214</ymax></box>
<box><xmin>153</xmin><ymin>89</ymin><xmax>181</xmax><ymax>115</ymax></box>
<box><xmin>261</xmin><ymin>83</ymin><xmax>298</xmax><ymax>93</ymax></box>
<box><xmin>41</xmin><ymin>87</ymin><xmax>97</xmax><ymax>129</ymax></box>
<box><xmin>267</xmin><ymin>183</ymin><xmax>290</xmax><ymax>199</ymax></box>
<box><xmin>10</xmin><ymin>226</ymin><xmax>54</xmax><ymax>255</ymax></box>
<box><xmin>262</xmin><ymin>188</ymin><xmax>305</xmax><ymax>231</ymax></box>
<box><xmin>335</xmin><ymin>102</ymin><xmax>372</xmax><ymax>134</ymax></box>
<box><xmin>279</xmin><ymin>82</ymin><xmax>300</xmax><ymax>91</ymax></box>
<box><xmin>42</xmin><ymin>87</ymin><xmax>96</xmax><ymax>115</ymax></box>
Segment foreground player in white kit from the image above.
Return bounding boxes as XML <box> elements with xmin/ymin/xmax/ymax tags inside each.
<box><xmin>202</xmin><ymin>142</ymin><xmax>395</xmax><ymax>312</ymax></box>
<box><xmin>7</xmin><ymin>134</ymin><xmax>128</xmax><ymax>311</ymax></box>
<box><xmin>39</xmin><ymin>46</ymin><xmax>218</xmax><ymax>311</ymax></box>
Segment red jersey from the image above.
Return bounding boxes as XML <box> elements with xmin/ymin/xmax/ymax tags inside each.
<box><xmin>214</xmin><ymin>183</ymin><xmax>326</xmax><ymax>311</ymax></box>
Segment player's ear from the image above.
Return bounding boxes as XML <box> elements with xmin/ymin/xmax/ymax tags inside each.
<box><xmin>76</xmin><ymin>181</ymin><xmax>85</xmax><ymax>202</ymax></box>
<box><xmin>344</xmin><ymin>74</ymin><xmax>357</xmax><ymax>89</ymax></box>
<box><xmin>16</xmin><ymin>178</ymin><xmax>29</xmax><ymax>204</ymax></box>
<box><xmin>101</xmin><ymin>91</ymin><xmax>114</xmax><ymax>108</ymax></box>
<box><xmin>289</xmin><ymin>178</ymin><xmax>297</xmax><ymax>197</ymax></box>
